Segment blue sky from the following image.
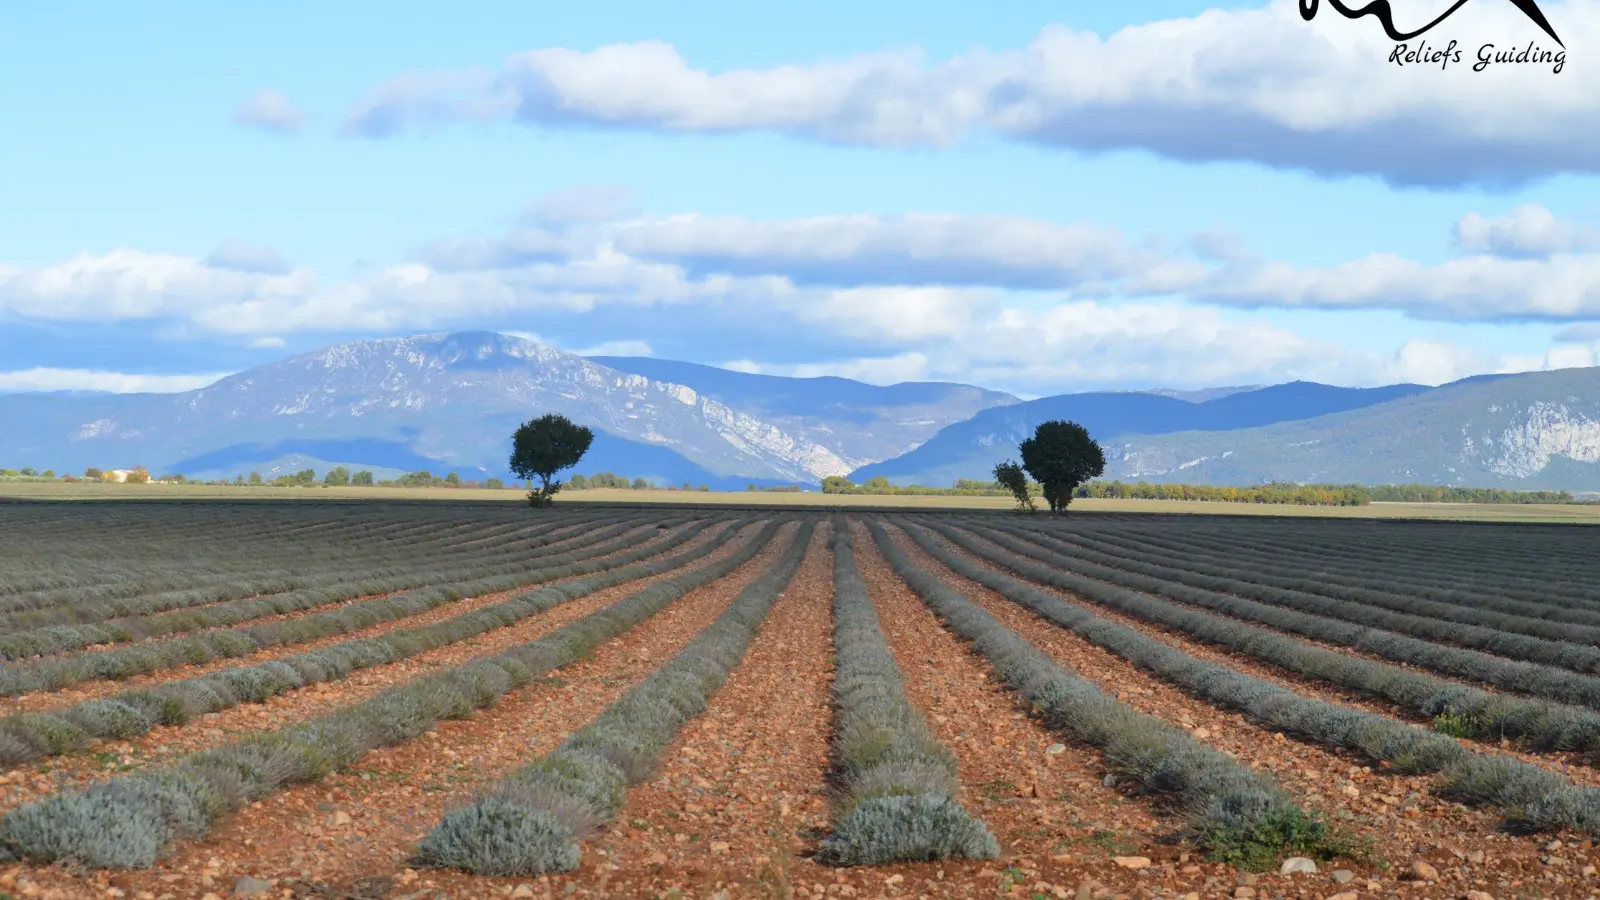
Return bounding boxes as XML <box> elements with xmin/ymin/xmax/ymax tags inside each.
<box><xmin>2</xmin><ymin>0</ymin><xmax>1597</xmax><ymax>397</ymax></box>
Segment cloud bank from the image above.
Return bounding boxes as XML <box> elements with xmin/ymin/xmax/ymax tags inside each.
<box><xmin>7</xmin><ymin>203</ymin><xmax>1599</xmax><ymax>394</ymax></box>
<box><xmin>343</xmin><ymin>2</ymin><xmax>1600</xmax><ymax>186</ymax></box>
<box><xmin>0</xmin><ymin>368</ymin><xmax>232</xmax><ymax>394</ymax></box>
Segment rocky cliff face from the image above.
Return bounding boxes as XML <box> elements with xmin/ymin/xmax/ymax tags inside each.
<box><xmin>216</xmin><ymin>333</ymin><xmax>855</xmax><ymax>481</ymax></box>
<box><xmin>588</xmin><ymin>355</ymin><xmax>1018</xmax><ymax>471</ymax></box>
<box><xmin>1096</xmin><ymin>368</ymin><xmax>1600</xmax><ymax>490</ymax></box>
<box><xmin>1474</xmin><ymin>402</ymin><xmax>1600</xmax><ymax>480</ymax></box>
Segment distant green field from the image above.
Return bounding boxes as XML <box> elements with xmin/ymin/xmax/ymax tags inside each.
<box><xmin>3</xmin><ymin>480</ymin><xmax>1598</xmax><ymax>522</ymax></box>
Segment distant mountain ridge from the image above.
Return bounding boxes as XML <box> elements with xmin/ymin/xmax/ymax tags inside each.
<box><xmin>0</xmin><ymin>332</ymin><xmax>1013</xmax><ymax>487</ymax></box>
<box><xmin>850</xmin><ymin>381</ymin><xmax>1432</xmax><ymax>486</ymax></box>
<box><xmin>6</xmin><ymin>332</ymin><xmax>1600</xmax><ymax>491</ymax></box>
<box><xmin>588</xmin><ymin>355</ymin><xmax>1018</xmax><ymax>471</ymax></box>
<box><xmin>1100</xmin><ymin>367</ymin><xmax>1600</xmax><ymax>489</ymax></box>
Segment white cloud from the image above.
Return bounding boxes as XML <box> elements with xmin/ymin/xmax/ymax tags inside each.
<box><xmin>0</xmin><ymin>245</ymin><xmax>732</xmax><ymax>336</ymax></box>
<box><xmin>0</xmin><ymin>368</ymin><xmax>231</xmax><ymax>394</ymax></box>
<box><xmin>10</xmin><ymin>201</ymin><xmax>1600</xmax><ymax>348</ymax></box>
<box><xmin>724</xmin><ymin>352</ymin><xmax>931</xmax><ymax>385</ymax></box>
<box><xmin>234</xmin><ymin>88</ymin><xmax>308</xmax><ymax>135</ymax></box>
<box><xmin>343</xmin><ymin>2</ymin><xmax>1600</xmax><ymax>185</ymax></box>
<box><xmin>1453</xmin><ymin>205</ymin><xmax>1600</xmax><ymax>258</ymax></box>
<box><xmin>722</xmin><ymin>300</ymin><xmax>1401</xmax><ymax>393</ymax></box>
<box><xmin>0</xmin><ymin>249</ymin><xmax>315</xmax><ymax>323</ymax></box>
<box><xmin>347</xmin><ymin>41</ymin><xmax>994</xmax><ymax>145</ymax></box>
<box><xmin>1388</xmin><ymin>339</ymin><xmax>1599</xmax><ymax>385</ymax></box>
<box><xmin>790</xmin><ymin>286</ymin><xmax>989</xmax><ymax>342</ymax></box>
<box><xmin>608</xmin><ymin>213</ymin><xmax>1201</xmax><ymax>290</ymax></box>
<box><xmin>1194</xmin><ymin>252</ymin><xmax>1600</xmax><ymax>321</ymax></box>
<box><xmin>9</xmin><ymin>200</ymin><xmax>1600</xmax><ymax>400</ymax></box>
<box><xmin>869</xmin><ymin>300</ymin><xmax>1600</xmax><ymax>393</ymax></box>
<box><xmin>479</xmin><ymin>331</ymin><xmax>650</xmax><ymax>358</ymax></box>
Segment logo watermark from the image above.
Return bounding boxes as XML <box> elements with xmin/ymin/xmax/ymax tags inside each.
<box><xmin>1300</xmin><ymin>0</ymin><xmax>1567</xmax><ymax>73</ymax></box>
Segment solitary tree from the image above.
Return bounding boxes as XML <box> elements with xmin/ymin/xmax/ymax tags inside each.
<box><xmin>324</xmin><ymin>466</ymin><xmax>351</xmax><ymax>486</ymax></box>
<box><xmin>509</xmin><ymin>413</ymin><xmax>595</xmax><ymax>507</ymax></box>
<box><xmin>1019</xmin><ymin>420</ymin><xmax>1105</xmax><ymax>515</ymax></box>
<box><xmin>632</xmin><ymin>477</ymin><xmax>649</xmax><ymax>490</ymax></box>
<box><xmin>992</xmin><ymin>460</ymin><xmax>1034</xmax><ymax>512</ymax></box>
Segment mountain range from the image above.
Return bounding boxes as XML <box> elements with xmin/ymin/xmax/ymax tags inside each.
<box><xmin>849</xmin><ymin>381</ymin><xmax>1435</xmax><ymax>486</ymax></box>
<box><xmin>0</xmin><ymin>333</ymin><xmax>1008</xmax><ymax>488</ymax></box>
<box><xmin>3</xmin><ymin>331</ymin><xmax>1599</xmax><ymax>491</ymax></box>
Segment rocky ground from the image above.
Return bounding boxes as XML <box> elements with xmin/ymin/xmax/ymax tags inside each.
<box><xmin>0</xmin><ymin>517</ymin><xmax>1595</xmax><ymax>900</ymax></box>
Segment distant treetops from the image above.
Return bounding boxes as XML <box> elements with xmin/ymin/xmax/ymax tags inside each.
<box><xmin>995</xmin><ymin>419</ymin><xmax>1106</xmax><ymax>515</ymax></box>
<box><xmin>509</xmin><ymin>413</ymin><xmax>595</xmax><ymax>507</ymax></box>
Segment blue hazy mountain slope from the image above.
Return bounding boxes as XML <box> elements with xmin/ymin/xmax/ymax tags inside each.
<box><xmin>588</xmin><ymin>355</ymin><xmax>1018</xmax><ymax>469</ymax></box>
<box><xmin>1102</xmin><ymin>367</ymin><xmax>1600</xmax><ymax>490</ymax></box>
<box><xmin>0</xmin><ymin>332</ymin><xmax>990</xmax><ymax>487</ymax></box>
<box><xmin>851</xmin><ymin>381</ymin><xmax>1432</xmax><ymax>486</ymax></box>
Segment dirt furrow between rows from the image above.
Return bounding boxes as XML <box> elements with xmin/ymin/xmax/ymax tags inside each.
<box><xmin>0</xmin><ymin>524</ymin><xmax>745</xmax><ymax>817</ymax></box>
<box><xmin>853</xmin><ymin>520</ymin><xmax>1166</xmax><ymax>900</ymax></box>
<box><xmin>564</xmin><ymin>521</ymin><xmax>838</xmax><ymax>900</ymax></box>
<box><xmin>891</xmin><ymin>526</ymin><xmax>1594</xmax><ymax>900</ymax></box>
<box><xmin>81</xmin><ymin>522</ymin><xmax>799</xmax><ymax>900</ymax></box>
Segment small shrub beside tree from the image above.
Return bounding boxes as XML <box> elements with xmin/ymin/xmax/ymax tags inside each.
<box><xmin>992</xmin><ymin>460</ymin><xmax>1034</xmax><ymax>512</ymax></box>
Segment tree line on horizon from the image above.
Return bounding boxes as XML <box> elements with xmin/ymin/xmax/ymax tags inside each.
<box><xmin>819</xmin><ymin>473</ymin><xmax>1582</xmax><ymax>507</ymax></box>
<box><xmin>6</xmin><ymin>410</ymin><xmax>1590</xmax><ymax>507</ymax></box>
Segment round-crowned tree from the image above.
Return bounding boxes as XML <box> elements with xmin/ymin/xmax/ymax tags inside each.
<box><xmin>1018</xmin><ymin>420</ymin><xmax>1105</xmax><ymax>515</ymax></box>
<box><xmin>509</xmin><ymin>414</ymin><xmax>595</xmax><ymax>508</ymax></box>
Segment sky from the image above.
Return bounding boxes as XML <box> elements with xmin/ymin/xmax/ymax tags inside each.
<box><xmin>1</xmin><ymin>0</ymin><xmax>1598</xmax><ymax>398</ymax></box>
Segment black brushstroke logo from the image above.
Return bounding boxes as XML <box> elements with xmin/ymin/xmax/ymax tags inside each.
<box><xmin>1299</xmin><ymin>0</ymin><xmax>1564</xmax><ymax>48</ymax></box>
